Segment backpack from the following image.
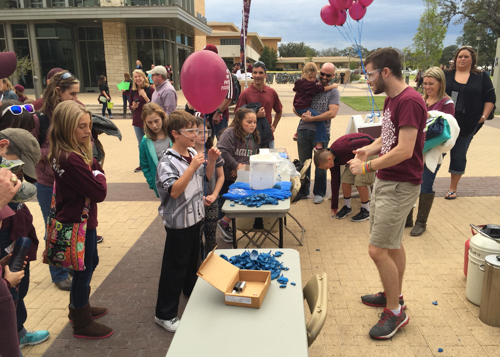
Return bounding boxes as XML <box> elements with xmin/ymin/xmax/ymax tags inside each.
<box><xmin>231</xmin><ymin>74</ymin><xmax>241</xmax><ymax>105</ymax></box>
<box><xmin>36</xmin><ymin>112</ymin><xmax>50</xmax><ymax>146</ymax></box>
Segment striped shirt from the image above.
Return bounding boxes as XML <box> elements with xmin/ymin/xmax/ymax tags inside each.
<box><xmin>156</xmin><ymin>147</ymin><xmax>205</xmax><ymax>229</ymax></box>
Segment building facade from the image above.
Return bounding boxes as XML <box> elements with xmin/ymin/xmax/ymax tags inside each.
<box><xmin>0</xmin><ymin>0</ymin><xmax>210</xmax><ymax>93</ymax></box>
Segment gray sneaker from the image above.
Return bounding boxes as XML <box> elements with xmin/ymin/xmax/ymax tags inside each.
<box><xmin>55</xmin><ymin>278</ymin><xmax>72</xmax><ymax>291</ymax></box>
<box><xmin>217</xmin><ymin>220</ymin><xmax>234</xmax><ymax>243</ymax></box>
<box><xmin>369</xmin><ymin>308</ymin><xmax>409</xmax><ymax>339</ymax></box>
<box><xmin>313</xmin><ymin>195</ymin><xmax>324</xmax><ymax>204</ymax></box>
<box><xmin>11</xmin><ymin>181</ymin><xmax>37</xmax><ymax>203</ymax></box>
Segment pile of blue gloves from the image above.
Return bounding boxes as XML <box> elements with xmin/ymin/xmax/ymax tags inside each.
<box><xmin>220</xmin><ymin>250</ymin><xmax>288</xmax><ymax>280</ymax></box>
<box><xmin>223</xmin><ymin>182</ymin><xmax>292</xmax><ymax>206</ymax></box>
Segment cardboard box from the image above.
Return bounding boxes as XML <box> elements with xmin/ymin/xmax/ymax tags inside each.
<box><xmin>197</xmin><ymin>250</ymin><xmax>271</xmax><ymax>308</ymax></box>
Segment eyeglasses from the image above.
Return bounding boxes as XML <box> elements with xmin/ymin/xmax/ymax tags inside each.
<box><xmin>319</xmin><ymin>72</ymin><xmax>332</xmax><ymax>78</ymax></box>
<box><xmin>197</xmin><ymin>129</ymin><xmax>212</xmax><ymax>137</ymax></box>
<box><xmin>365</xmin><ymin>68</ymin><xmax>383</xmax><ymax>80</ymax></box>
<box><xmin>178</xmin><ymin>128</ymin><xmax>201</xmax><ymax>137</ymax></box>
<box><xmin>1</xmin><ymin>104</ymin><xmax>35</xmax><ymax>117</ymax></box>
<box><xmin>253</xmin><ymin>61</ymin><xmax>267</xmax><ymax>71</ymax></box>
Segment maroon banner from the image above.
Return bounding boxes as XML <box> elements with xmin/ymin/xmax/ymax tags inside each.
<box><xmin>240</xmin><ymin>0</ymin><xmax>251</xmax><ymax>68</ymax></box>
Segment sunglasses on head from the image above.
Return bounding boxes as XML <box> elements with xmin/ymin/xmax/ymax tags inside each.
<box><xmin>57</xmin><ymin>72</ymin><xmax>73</xmax><ymax>84</ymax></box>
<box><xmin>1</xmin><ymin>104</ymin><xmax>35</xmax><ymax>117</ymax></box>
<box><xmin>319</xmin><ymin>72</ymin><xmax>332</xmax><ymax>78</ymax></box>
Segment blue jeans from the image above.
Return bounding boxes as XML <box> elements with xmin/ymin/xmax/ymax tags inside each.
<box><xmin>71</xmin><ymin>228</ymin><xmax>99</xmax><ymax>309</ymax></box>
<box><xmin>296</xmin><ymin>108</ymin><xmax>328</xmax><ymax>143</ymax></box>
<box><xmin>134</xmin><ymin>126</ymin><xmax>145</xmax><ymax>165</ymax></box>
<box><xmin>449</xmin><ymin>125</ymin><xmax>479</xmax><ymax>175</ymax></box>
<box><xmin>0</xmin><ymin>228</ymin><xmax>29</xmax><ymax>338</ymax></box>
<box><xmin>421</xmin><ymin>164</ymin><xmax>441</xmax><ymax>194</ymax></box>
<box><xmin>297</xmin><ymin>129</ymin><xmax>329</xmax><ymax>197</ymax></box>
<box><xmin>35</xmin><ymin>182</ymin><xmax>69</xmax><ymax>283</ymax></box>
<box><xmin>101</xmin><ymin>102</ymin><xmax>112</xmax><ymax>117</ymax></box>
<box><xmin>122</xmin><ymin>95</ymin><xmax>129</xmax><ymax>107</ymax></box>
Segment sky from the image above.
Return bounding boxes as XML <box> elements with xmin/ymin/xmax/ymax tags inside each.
<box><xmin>205</xmin><ymin>0</ymin><xmax>464</xmax><ymax>52</ymax></box>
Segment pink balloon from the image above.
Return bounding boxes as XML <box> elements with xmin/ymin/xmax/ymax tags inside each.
<box><xmin>180</xmin><ymin>50</ymin><xmax>229</xmax><ymax>114</ymax></box>
<box><xmin>359</xmin><ymin>0</ymin><xmax>373</xmax><ymax>7</ymax></box>
<box><xmin>349</xmin><ymin>2</ymin><xmax>366</xmax><ymax>21</ymax></box>
<box><xmin>329</xmin><ymin>0</ymin><xmax>347</xmax><ymax>11</ymax></box>
<box><xmin>336</xmin><ymin>9</ymin><xmax>347</xmax><ymax>26</ymax></box>
<box><xmin>344</xmin><ymin>0</ymin><xmax>354</xmax><ymax>9</ymax></box>
<box><xmin>320</xmin><ymin>5</ymin><xmax>339</xmax><ymax>26</ymax></box>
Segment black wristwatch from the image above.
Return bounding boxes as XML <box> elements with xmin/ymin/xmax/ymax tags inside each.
<box><xmin>216</xmin><ymin>108</ymin><xmax>223</xmax><ymax>114</ymax></box>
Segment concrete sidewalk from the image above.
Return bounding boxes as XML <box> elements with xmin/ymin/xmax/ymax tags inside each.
<box><xmin>15</xmin><ymin>82</ymin><xmax>500</xmax><ymax>357</ymax></box>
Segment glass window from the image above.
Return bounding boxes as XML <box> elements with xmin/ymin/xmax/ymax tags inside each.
<box><xmin>187</xmin><ymin>36</ymin><xmax>193</xmax><ymax>47</ymax></box>
<box><xmin>0</xmin><ymin>25</ymin><xmax>4</xmax><ymax>39</ymax></box>
<box><xmin>170</xmin><ymin>29</ymin><xmax>175</xmax><ymax>42</ymax></box>
<box><xmin>0</xmin><ymin>40</ymin><xmax>6</xmax><ymax>53</ymax></box>
<box><xmin>130</xmin><ymin>27</ymin><xmax>152</xmax><ymax>40</ymax></box>
<box><xmin>11</xmin><ymin>24</ymin><xmax>28</xmax><ymax>38</ymax></box>
<box><xmin>152</xmin><ymin>27</ymin><xmax>164</xmax><ymax>40</ymax></box>
<box><xmin>13</xmin><ymin>39</ymin><xmax>33</xmax><ymax>88</ymax></box>
<box><xmin>37</xmin><ymin>38</ymin><xmax>76</xmax><ymax>85</ymax></box>
<box><xmin>220</xmin><ymin>38</ymin><xmax>240</xmax><ymax>46</ymax></box>
<box><xmin>78</xmin><ymin>27</ymin><xmax>86</xmax><ymax>40</ymax></box>
<box><xmin>176</xmin><ymin>30</ymin><xmax>181</xmax><ymax>44</ymax></box>
<box><xmin>36</xmin><ymin>24</ymin><xmax>57</xmax><ymax>38</ymax></box>
<box><xmin>153</xmin><ymin>41</ymin><xmax>166</xmax><ymax>66</ymax></box>
<box><xmin>85</xmin><ymin>27</ymin><xmax>103</xmax><ymax>41</ymax></box>
<box><xmin>79</xmin><ymin>41</ymin><xmax>106</xmax><ymax>88</ymax></box>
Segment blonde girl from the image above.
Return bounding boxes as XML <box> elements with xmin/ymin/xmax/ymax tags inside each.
<box><xmin>293</xmin><ymin>62</ymin><xmax>337</xmax><ymax>150</ymax></box>
<box><xmin>139</xmin><ymin>103</ymin><xmax>170</xmax><ymax>197</ymax></box>
<box><xmin>48</xmin><ymin>100</ymin><xmax>112</xmax><ymax>339</ymax></box>
<box><xmin>37</xmin><ymin>70</ymin><xmax>80</xmax><ymax>290</ymax></box>
<box><xmin>129</xmin><ymin>69</ymin><xmax>155</xmax><ymax>172</ymax></box>
<box><xmin>194</xmin><ymin>117</ymin><xmax>224</xmax><ymax>256</ymax></box>
<box><xmin>216</xmin><ymin>108</ymin><xmax>260</xmax><ymax>242</ymax></box>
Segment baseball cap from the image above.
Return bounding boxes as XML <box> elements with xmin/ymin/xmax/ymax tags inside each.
<box><xmin>147</xmin><ymin>65</ymin><xmax>167</xmax><ymax>76</ymax></box>
<box><xmin>47</xmin><ymin>67</ymin><xmax>64</xmax><ymax>81</ymax></box>
<box><xmin>203</xmin><ymin>44</ymin><xmax>218</xmax><ymax>54</ymax></box>
<box><xmin>0</xmin><ymin>52</ymin><xmax>17</xmax><ymax>79</ymax></box>
<box><xmin>14</xmin><ymin>85</ymin><xmax>25</xmax><ymax>92</ymax></box>
<box><xmin>0</xmin><ymin>128</ymin><xmax>41</xmax><ymax>182</ymax></box>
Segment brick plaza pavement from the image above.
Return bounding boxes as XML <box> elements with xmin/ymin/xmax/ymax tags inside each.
<box><xmin>15</xmin><ymin>82</ymin><xmax>500</xmax><ymax>356</ymax></box>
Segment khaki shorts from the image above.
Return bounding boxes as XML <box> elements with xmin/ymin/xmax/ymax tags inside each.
<box><xmin>341</xmin><ymin>155</ymin><xmax>377</xmax><ymax>187</ymax></box>
<box><xmin>369</xmin><ymin>179</ymin><xmax>420</xmax><ymax>249</ymax></box>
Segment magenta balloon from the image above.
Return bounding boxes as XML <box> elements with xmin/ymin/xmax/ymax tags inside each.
<box><xmin>320</xmin><ymin>5</ymin><xmax>338</xmax><ymax>26</ymax></box>
<box><xmin>335</xmin><ymin>9</ymin><xmax>347</xmax><ymax>26</ymax></box>
<box><xmin>180</xmin><ymin>50</ymin><xmax>229</xmax><ymax>114</ymax></box>
<box><xmin>329</xmin><ymin>0</ymin><xmax>347</xmax><ymax>11</ymax></box>
<box><xmin>359</xmin><ymin>0</ymin><xmax>373</xmax><ymax>6</ymax></box>
<box><xmin>349</xmin><ymin>2</ymin><xmax>366</xmax><ymax>21</ymax></box>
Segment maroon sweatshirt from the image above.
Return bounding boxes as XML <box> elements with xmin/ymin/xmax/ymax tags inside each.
<box><xmin>0</xmin><ymin>264</ymin><xmax>20</xmax><ymax>357</ymax></box>
<box><xmin>293</xmin><ymin>79</ymin><xmax>325</xmax><ymax>109</ymax></box>
<box><xmin>52</xmin><ymin>153</ymin><xmax>107</xmax><ymax>230</ymax></box>
<box><xmin>329</xmin><ymin>133</ymin><xmax>374</xmax><ymax>210</ymax></box>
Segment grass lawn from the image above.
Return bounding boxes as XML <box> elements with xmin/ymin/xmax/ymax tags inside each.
<box><xmin>340</xmin><ymin>96</ymin><xmax>387</xmax><ymax>111</ymax></box>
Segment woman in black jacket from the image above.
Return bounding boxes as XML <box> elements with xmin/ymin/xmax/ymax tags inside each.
<box><xmin>98</xmin><ymin>75</ymin><xmax>112</xmax><ymax>118</ymax></box>
<box><xmin>444</xmin><ymin>46</ymin><xmax>495</xmax><ymax>199</ymax></box>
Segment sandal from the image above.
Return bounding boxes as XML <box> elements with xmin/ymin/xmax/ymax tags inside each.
<box><xmin>445</xmin><ymin>191</ymin><xmax>457</xmax><ymax>200</ymax></box>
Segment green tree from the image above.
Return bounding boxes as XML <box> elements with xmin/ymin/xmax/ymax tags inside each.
<box><xmin>456</xmin><ymin>20</ymin><xmax>496</xmax><ymax>68</ymax></box>
<box><xmin>278</xmin><ymin>42</ymin><xmax>318</xmax><ymax>57</ymax></box>
<box><xmin>440</xmin><ymin>45</ymin><xmax>458</xmax><ymax>65</ymax></box>
<box><xmin>410</xmin><ymin>0</ymin><xmax>447</xmax><ymax>70</ymax></box>
<box><xmin>259</xmin><ymin>46</ymin><xmax>278</xmax><ymax>71</ymax></box>
<box><xmin>439</xmin><ymin>0</ymin><xmax>500</xmax><ymax>38</ymax></box>
<box><xmin>317</xmin><ymin>47</ymin><xmax>342</xmax><ymax>57</ymax></box>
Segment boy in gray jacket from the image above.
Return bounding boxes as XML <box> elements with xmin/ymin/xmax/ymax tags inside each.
<box><xmin>154</xmin><ymin>111</ymin><xmax>220</xmax><ymax>333</ymax></box>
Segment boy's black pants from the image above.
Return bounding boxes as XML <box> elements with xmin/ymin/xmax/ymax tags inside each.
<box><xmin>155</xmin><ymin>221</ymin><xmax>202</xmax><ymax>320</ymax></box>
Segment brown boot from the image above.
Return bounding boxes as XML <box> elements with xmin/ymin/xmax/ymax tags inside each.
<box><xmin>405</xmin><ymin>208</ymin><xmax>414</xmax><ymax>227</ymax></box>
<box><xmin>410</xmin><ymin>193</ymin><xmax>435</xmax><ymax>236</ymax></box>
<box><xmin>70</xmin><ymin>303</ymin><xmax>113</xmax><ymax>339</ymax></box>
<box><xmin>68</xmin><ymin>287</ymin><xmax>108</xmax><ymax>321</ymax></box>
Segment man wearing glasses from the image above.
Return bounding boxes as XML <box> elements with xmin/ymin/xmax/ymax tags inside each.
<box><xmin>348</xmin><ymin>48</ymin><xmax>426</xmax><ymax>340</ymax></box>
<box><xmin>148</xmin><ymin>65</ymin><xmax>177</xmax><ymax>116</ymax></box>
<box><xmin>296</xmin><ymin>63</ymin><xmax>340</xmax><ymax>204</ymax></box>
<box><xmin>235</xmin><ymin>61</ymin><xmax>283</xmax><ymax>148</ymax></box>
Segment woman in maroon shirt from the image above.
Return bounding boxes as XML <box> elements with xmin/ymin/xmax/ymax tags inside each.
<box><xmin>129</xmin><ymin>69</ymin><xmax>154</xmax><ymax>172</ymax></box>
<box><xmin>407</xmin><ymin>67</ymin><xmax>455</xmax><ymax>236</ymax></box>
<box><xmin>48</xmin><ymin>101</ymin><xmax>112</xmax><ymax>339</ymax></box>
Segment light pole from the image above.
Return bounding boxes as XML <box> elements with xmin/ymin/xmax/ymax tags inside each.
<box><xmin>476</xmin><ymin>36</ymin><xmax>481</xmax><ymax>67</ymax></box>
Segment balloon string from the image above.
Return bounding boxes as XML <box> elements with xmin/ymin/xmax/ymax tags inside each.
<box><xmin>203</xmin><ymin>114</ymin><xmax>207</xmax><ymax>197</ymax></box>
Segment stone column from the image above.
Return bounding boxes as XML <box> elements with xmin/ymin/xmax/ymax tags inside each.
<box><xmin>193</xmin><ymin>0</ymin><xmax>206</xmax><ymax>52</ymax></box>
<box><xmin>102</xmin><ymin>21</ymin><xmax>129</xmax><ymax>97</ymax></box>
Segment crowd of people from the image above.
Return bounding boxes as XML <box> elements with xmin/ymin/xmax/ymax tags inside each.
<box><xmin>0</xmin><ymin>43</ymin><xmax>496</xmax><ymax>355</ymax></box>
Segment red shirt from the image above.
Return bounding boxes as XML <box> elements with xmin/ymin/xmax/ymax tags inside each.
<box><xmin>52</xmin><ymin>153</ymin><xmax>107</xmax><ymax>230</ymax></box>
<box><xmin>377</xmin><ymin>87</ymin><xmax>427</xmax><ymax>185</ymax></box>
<box><xmin>235</xmin><ymin>84</ymin><xmax>283</xmax><ymax>125</ymax></box>
<box><xmin>427</xmin><ymin>97</ymin><xmax>455</xmax><ymax>116</ymax></box>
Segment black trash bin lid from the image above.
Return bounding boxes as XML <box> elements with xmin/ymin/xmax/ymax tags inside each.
<box><xmin>481</xmin><ymin>225</ymin><xmax>500</xmax><ymax>238</ymax></box>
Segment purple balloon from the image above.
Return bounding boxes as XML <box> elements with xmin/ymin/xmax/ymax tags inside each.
<box><xmin>336</xmin><ymin>9</ymin><xmax>347</xmax><ymax>26</ymax></box>
<box><xmin>359</xmin><ymin>0</ymin><xmax>373</xmax><ymax>7</ymax></box>
<box><xmin>349</xmin><ymin>2</ymin><xmax>367</xmax><ymax>21</ymax></box>
<box><xmin>180</xmin><ymin>50</ymin><xmax>229</xmax><ymax>114</ymax></box>
<box><xmin>321</xmin><ymin>5</ymin><xmax>339</xmax><ymax>26</ymax></box>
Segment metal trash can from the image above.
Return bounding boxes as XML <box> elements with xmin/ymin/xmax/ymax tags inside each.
<box><xmin>479</xmin><ymin>255</ymin><xmax>500</xmax><ymax>327</ymax></box>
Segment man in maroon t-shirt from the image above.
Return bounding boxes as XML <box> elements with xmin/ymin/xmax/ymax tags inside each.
<box><xmin>348</xmin><ymin>48</ymin><xmax>426</xmax><ymax>340</ymax></box>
